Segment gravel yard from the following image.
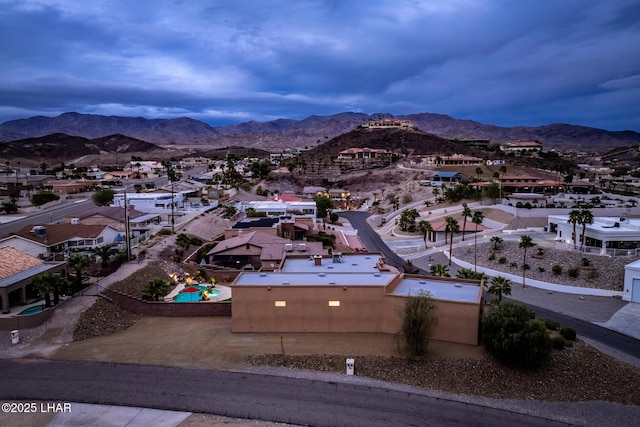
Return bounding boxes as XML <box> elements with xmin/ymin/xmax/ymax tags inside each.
<box><xmin>454</xmin><ymin>240</ymin><xmax>634</xmax><ymax>290</ymax></box>
<box><xmin>248</xmin><ymin>339</ymin><xmax>640</xmax><ymax>406</ymax></box>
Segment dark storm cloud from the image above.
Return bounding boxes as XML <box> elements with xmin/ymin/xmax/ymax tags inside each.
<box><xmin>0</xmin><ymin>0</ymin><xmax>639</xmax><ymax>130</ymax></box>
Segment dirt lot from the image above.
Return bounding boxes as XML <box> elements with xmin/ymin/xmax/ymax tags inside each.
<box><xmin>52</xmin><ymin>316</ymin><xmax>481</xmax><ymax>370</ymax></box>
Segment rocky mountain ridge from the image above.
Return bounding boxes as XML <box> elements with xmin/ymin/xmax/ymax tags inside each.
<box><xmin>1</xmin><ymin>111</ymin><xmax>639</xmax><ymax>152</ymax></box>
<box><xmin>0</xmin><ymin>133</ymin><xmax>164</xmax><ymax>164</ymax></box>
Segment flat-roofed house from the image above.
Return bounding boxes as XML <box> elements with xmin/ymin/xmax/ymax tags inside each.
<box><xmin>231</xmin><ymin>253</ymin><xmax>483</xmax><ymax>345</ymax></box>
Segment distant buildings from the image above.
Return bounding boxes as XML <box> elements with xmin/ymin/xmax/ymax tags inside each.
<box><xmin>362</xmin><ymin>119</ymin><xmax>413</xmax><ymax>129</ymax></box>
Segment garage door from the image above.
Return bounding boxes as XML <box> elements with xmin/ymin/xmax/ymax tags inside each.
<box><xmin>633</xmin><ymin>279</ymin><xmax>640</xmax><ymax>303</ymax></box>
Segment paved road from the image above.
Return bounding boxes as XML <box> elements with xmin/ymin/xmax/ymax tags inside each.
<box><xmin>340</xmin><ymin>211</ymin><xmax>428</xmax><ymax>274</ymax></box>
<box><xmin>0</xmin><ymin>198</ymin><xmax>95</xmax><ymax>238</ymax></box>
<box><xmin>339</xmin><ymin>210</ymin><xmax>640</xmax><ymax>362</ymax></box>
<box><xmin>0</xmin><ymin>359</ymin><xmax>574</xmax><ymax>427</ymax></box>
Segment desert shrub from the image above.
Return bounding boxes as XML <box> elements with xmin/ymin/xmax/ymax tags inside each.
<box><xmin>587</xmin><ymin>270</ymin><xmax>599</xmax><ymax>281</ymax></box>
<box><xmin>537</xmin><ymin>267</ymin><xmax>545</xmax><ymax>273</ymax></box>
<box><xmin>552</xmin><ymin>336</ymin><xmax>566</xmax><ymax>350</ymax></box>
<box><xmin>516</xmin><ymin>201</ymin><xmax>523</xmax><ymax>208</ymax></box>
<box><xmin>543</xmin><ymin>318</ymin><xmax>561</xmax><ymax>330</ymax></box>
<box><xmin>567</xmin><ymin>267</ymin><xmax>580</xmax><ymax>278</ymax></box>
<box><xmin>560</xmin><ymin>326</ymin><xmax>577</xmax><ymax>341</ymax></box>
<box><xmin>488</xmin><ymin>252</ymin><xmax>496</xmax><ymax>261</ymax></box>
<box><xmin>156</xmin><ymin>228</ymin><xmax>174</xmax><ymax>236</ymax></box>
<box><xmin>482</xmin><ymin>302</ymin><xmax>553</xmax><ymax>369</ymax></box>
<box><xmin>537</xmin><ymin>247</ymin><xmax>545</xmax><ymax>256</ymax></box>
<box><xmin>524</xmin><ymin>202</ymin><xmax>532</xmax><ymax>209</ymax></box>
<box><xmin>30</xmin><ymin>191</ymin><xmax>60</xmax><ymax>206</ymax></box>
<box><xmin>552</xmin><ymin>265</ymin><xmax>563</xmax><ymax>275</ymax></box>
<box><xmin>498</xmin><ymin>256</ymin><xmax>507</xmax><ymax>264</ymax></box>
<box><xmin>401</xmin><ymin>291</ymin><xmax>438</xmax><ymax>358</ymax></box>
<box><xmin>510</xmin><ymin>262</ymin><xmax>518</xmax><ymax>268</ymax></box>
<box><xmin>522</xmin><ymin>263</ymin><xmax>530</xmax><ymax>270</ymax></box>
<box><xmin>581</xmin><ymin>257</ymin><xmax>591</xmax><ymax>267</ymax></box>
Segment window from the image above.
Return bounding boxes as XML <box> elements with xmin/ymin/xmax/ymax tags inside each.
<box><xmin>328</xmin><ymin>300</ymin><xmax>340</xmax><ymax>307</ymax></box>
<box><xmin>274</xmin><ymin>301</ymin><xmax>286</xmax><ymax>307</ymax></box>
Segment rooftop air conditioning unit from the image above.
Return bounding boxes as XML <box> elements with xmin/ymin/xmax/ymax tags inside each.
<box><xmin>298</xmin><ymin>243</ymin><xmax>306</xmax><ymax>252</ymax></box>
<box><xmin>284</xmin><ymin>243</ymin><xmax>293</xmax><ymax>252</ymax></box>
<box><xmin>71</xmin><ymin>217</ymin><xmax>80</xmax><ymax>225</ymax></box>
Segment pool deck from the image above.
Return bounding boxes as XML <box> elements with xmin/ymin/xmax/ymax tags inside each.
<box><xmin>0</xmin><ymin>297</ymin><xmax>70</xmax><ymax>318</ymax></box>
<box><xmin>163</xmin><ymin>283</ymin><xmax>231</xmax><ymax>302</ymax></box>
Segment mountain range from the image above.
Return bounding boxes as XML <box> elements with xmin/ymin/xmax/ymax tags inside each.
<box><xmin>1</xmin><ymin>111</ymin><xmax>640</xmax><ymax>152</ymax></box>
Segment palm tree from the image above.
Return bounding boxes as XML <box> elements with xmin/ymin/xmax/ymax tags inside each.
<box><xmin>456</xmin><ymin>268</ymin><xmax>486</xmax><ymax>281</ymax></box>
<box><xmin>579</xmin><ymin>209</ymin><xmax>594</xmax><ymax>251</ymax></box>
<box><xmin>142</xmin><ymin>279</ymin><xmax>172</xmax><ymax>301</ymax></box>
<box><xmin>418</xmin><ymin>220</ymin><xmax>432</xmax><ymax>249</ymax></box>
<box><xmin>429</xmin><ymin>264</ymin><xmax>450</xmax><ymax>277</ymax></box>
<box><xmin>472</xmin><ymin>210</ymin><xmax>485</xmax><ymax>272</ymax></box>
<box><xmin>32</xmin><ymin>272</ymin><xmax>63</xmax><ymax>308</ymax></box>
<box><xmin>68</xmin><ymin>253</ymin><xmax>91</xmax><ymax>293</ymax></box>
<box><xmin>490</xmin><ymin>236</ymin><xmax>503</xmax><ymax>251</ymax></box>
<box><xmin>445</xmin><ymin>216</ymin><xmax>460</xmax><ymax>266</ymax></box>
<box><xmin>487</xmin><ymin>276</ymin><xmax>511</xmax><ymax>304</ymax></box>
<box><xmin>91</xmin><ymin>244</ymin><xmax>118</xmax><ymax>269</ymax></box>
<box><xmin>519</xmin><ymin>235</ymin><xmax>536</xmax><ymax>288</ymax></box>
<box><xmin>461</xmin><ymin>203</ymin><xmax>472</xmax><ymax>241</ymax></box>
<box><xmin>568</xmin><ymin>209</ymin><xmax>581</xmax><ymax>249</ymax></box>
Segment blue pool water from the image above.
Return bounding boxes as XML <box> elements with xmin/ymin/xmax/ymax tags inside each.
<box><xmin>174</xmin><ymin>285</ymin><xmax>221</xmax><ymax>302</ymax></box>
<box><xmin>18</xmin><ymin>305</ymin><xmax>44</xmax><ymax>315</ymax></box>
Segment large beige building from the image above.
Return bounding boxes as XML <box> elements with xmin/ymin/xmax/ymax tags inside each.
<box><xmin>231</xmin><ymin>253</ymin><xmax>483</xmax><ymax>345</ymax></box>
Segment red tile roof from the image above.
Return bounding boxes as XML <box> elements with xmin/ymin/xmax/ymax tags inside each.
<box><xmin>13</xmin><ymin>223</ymin><xmax>112</xmax><ymax>246</ymax></box>
<box><xmin>0</xmin><ymin>247</ymin><xmax>43</xmax><ymax>280</ymax></box>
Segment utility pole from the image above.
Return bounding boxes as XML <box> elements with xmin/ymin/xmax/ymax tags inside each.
<box><xmin>171</xmin><ymin>179</ymin><xmax>175</xmax><ymax>232</ymax></box>
<box><xmin>124</xmin><ymin>191</ymin><xmax>131</xmax><ymax>262</ymax></box>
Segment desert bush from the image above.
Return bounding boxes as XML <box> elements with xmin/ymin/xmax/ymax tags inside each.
<box><xmin>510</xmin><ymin>262</ymin><xmax>518</xmax><ymax>268</ymax></box>
<box><xmin>552</xmin><ymin>336</ymin><xmax>566</xmax><ymax>350</ymax></box>
<box><xmin>560</xmin><ymin>326</ymin><xmax>577</xmax><ymax>341</ymax></box>
<box><xmin>401</xmin><ymin>291</ymin><xmax>438</xmax><ymax>358</ymax></box>
<box><xmin>498</xmin><ymin>256</ymin><xmax>507</xmax><ymax>264</ymax></box>
<box><xmin>543</xmin><ymin>318</ymin><xmax>561</xmax><ymax>330</ymax></box>
<box><xmin>552</xmin><ymin>265</ymin><xmax>563</xmax><ymax>275</ymax></box>
<box><xmin>482</xmin><ymin>302</ymin><xmax>553</xmax><ymax>369</ymax></box>
<box><xmin>522</xmin><ymin>263</ymin><xmax>530</xmax><ymax>270</ymax></box>
<box><xmin>488</xmin><ymin>252</ymin><xmax>496</xmax><ymax>261</ymax></box>
<box><xmin>581</xmin><ymin>257</ymin><xmax>591</xmax><ymax>267</ymax></box>
<box><xmin>567</xmin><ymin>267</ymin><xmax>580</xmax><ymax>278</ymax></box>
<box><xmin>538</xmin><ymin>267</ymin><xmax>545</xmax><ymax>273</ymax></box>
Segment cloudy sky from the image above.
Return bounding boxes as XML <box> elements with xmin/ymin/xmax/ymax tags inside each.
<box><xmin>1</xmin><ymin>0</ymin><xmax>639</xmax><ymax>131</ymax></box>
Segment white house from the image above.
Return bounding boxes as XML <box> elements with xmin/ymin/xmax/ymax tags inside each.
<box><xmin>112</xmin><ymin>192</ymin><xmax>185</xmax><ymax>211</ymax></box>
<box><xmin>623</xmin><ymin>260</ymin><xmax>640</xmax><ymax>303</ymax></box>
<box><xmin>242</xmin><ymin>200</ymin><xmax>317</xmax><ymax>218</ymax></box>
<box><xmin>0</xmin><ymin>223</ymin><xmax>120</xmax><ymax>259</ymax></box>
<box><xmin>548</xmin><ymin>215</ymin><xmax>640</xmax><ymax>253</ymax></box>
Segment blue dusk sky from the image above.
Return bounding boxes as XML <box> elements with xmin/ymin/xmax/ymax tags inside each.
<box><xmin>1</xmin><ymin>0</ymin><xmax>639</xmax><ymax>131</ymax></box>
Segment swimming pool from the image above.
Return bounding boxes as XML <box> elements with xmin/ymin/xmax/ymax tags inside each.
<box><xmin>174</xmin><ymin>285</ymin><xmax>221</xmax><ymax>302</ymax></box>
<box><xmin>17</xmin><ymin>305</ymin><xmax>44</xmax><ymax>315</ymax></box>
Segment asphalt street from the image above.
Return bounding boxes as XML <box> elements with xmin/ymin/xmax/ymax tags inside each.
<box><xmin>0</xmin><ymin>359</ymin><xmax>579</xmax><ymax>427</ymax></box>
